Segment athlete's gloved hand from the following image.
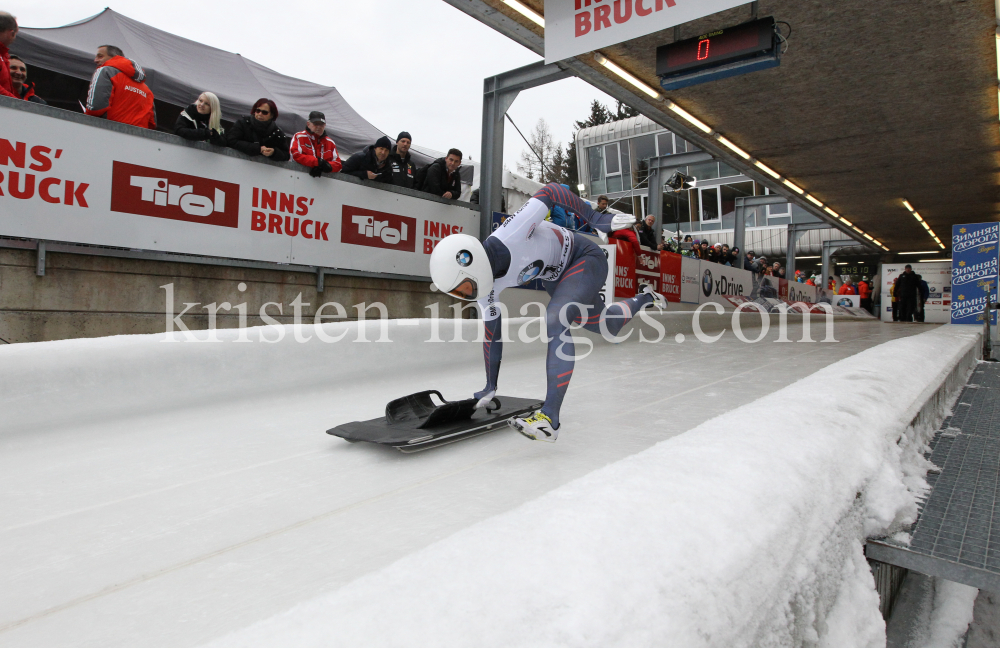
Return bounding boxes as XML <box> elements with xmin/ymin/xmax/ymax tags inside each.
<box><xmin>474</xmin><ymin>389</ymin><xmax>496</xmax><ymax>409</ymax></box>
<box><xmin>309</xmin><ymin>164</ymin><xmax>323</xmax><ymax>178</ymax></box>
<box><xmin>609</xmin><ymin>214</ymin><xmax>638</xmax><ymax>231</ymax></box>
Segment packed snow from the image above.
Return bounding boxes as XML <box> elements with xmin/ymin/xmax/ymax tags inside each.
<box><xmin>195</xmin><ymin>325</ymin><xmax>980</xmax><ymax>648</ymax></box>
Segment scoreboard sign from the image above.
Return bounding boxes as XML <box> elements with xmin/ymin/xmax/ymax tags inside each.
<box><xmin>545</xmin><ymin>0</ymin><xmax>748</xmax><ymax>64</ymax></box>
<box><xmin>656</xmin><ymin>17</ymin><xmax>780</xmax><ymax>90</ymax></box>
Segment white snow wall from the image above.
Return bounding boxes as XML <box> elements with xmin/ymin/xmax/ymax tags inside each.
<box><xmin>194</xmin><ymin>325</ymin><xmax>983</xmax><ymax>648</ymax></box>
<box><xmin>0</xmin><ymin>309</ymin><xmax>824</xmax><ymax>433</ymax></box>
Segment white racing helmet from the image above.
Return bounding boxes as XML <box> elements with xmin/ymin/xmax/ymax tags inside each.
<box><xmin>429</xmin><ymin>233</ymin><xmax>493</xmax><ymax>301</ymax></box>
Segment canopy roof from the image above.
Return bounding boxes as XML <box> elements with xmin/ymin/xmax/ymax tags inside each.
<box><xmin>13</xmin><ymin>8</ymin><xmax>454</xmax><ymax>172</ymax></box>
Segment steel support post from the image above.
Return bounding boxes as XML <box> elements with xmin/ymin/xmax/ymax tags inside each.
<box><xmin>820</xmin><ymin>240</ymin><xmax>858</xmax><ymax>291</ymax></box>
<box><xmin>480</xmin><ymin>62</ymin><xmax>571</xmax><ymax>241</ymax></box>
<box><xmin>785</xmin><ymin>222</ymin><xmax>828</xmax><ymax>278</ymax></box>
<box><xmin>734</xmin><ymin>195</ymin><xmax>789</xmax><ymax>268</ymax></box>
<box><xmin>35</xmin><ymin>240</ymin><xmax>45</xmax><ymax>277</ymax></box>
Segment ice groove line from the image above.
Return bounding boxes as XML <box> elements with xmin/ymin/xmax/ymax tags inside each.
<box><xmin>0</xmin><ymin>450</ymin><xmax>519</xmax><ymax>635</ymax></box>
<box><xmin>1</xmin><ymin>449</ymin><xmax>327</xmax><ymax>534</ymax></box>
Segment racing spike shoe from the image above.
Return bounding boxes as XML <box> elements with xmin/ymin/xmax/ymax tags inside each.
<box><xmin>638</xmin><ymin>283</ymin><xmax>668</xmax><ymax>310</ymax></box>
<box><xmin>510</xmin><ymin>410</ymin><xmax>559</xmax><ymax>443</ymax></box>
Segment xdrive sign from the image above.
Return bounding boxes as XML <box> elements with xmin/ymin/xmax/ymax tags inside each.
<box><xmin>545</xmin><ymin>0</ymin><xmax>748</xmax><ymax>64</ymax></box>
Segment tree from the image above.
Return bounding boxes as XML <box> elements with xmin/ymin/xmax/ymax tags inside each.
<box><xmin>516</xmin><ymin>118</ymin><xmax>558</xmax><ymax>182</ymax></box>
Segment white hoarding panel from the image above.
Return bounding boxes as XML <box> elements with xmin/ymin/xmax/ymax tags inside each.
<box><xmin>0</xmin><ymin>107</ymin><xmax>477</xmax><ymax>277</ymax></box>
<box><xmin>546</xmin><ymin>0</ymin><xmax>747</xmax><ymax>63</ymax></box>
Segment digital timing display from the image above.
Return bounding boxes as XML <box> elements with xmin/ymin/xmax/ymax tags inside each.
<box><xmin>656</xmin><ymin>17</ymin><xmax>776</xmax><ymax>78</ymax></box>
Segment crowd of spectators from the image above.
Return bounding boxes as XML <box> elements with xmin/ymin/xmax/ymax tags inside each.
<box><xmin>0</xmin><ymin>13</ymin><xmax>468</xmax><ymax>201</ymax></box>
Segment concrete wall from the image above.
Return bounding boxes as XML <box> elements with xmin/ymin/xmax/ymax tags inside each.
<box><xmin>0</xmin><ymin>247</ymin><xmax>461</xmax><ymax>344</ymax></box>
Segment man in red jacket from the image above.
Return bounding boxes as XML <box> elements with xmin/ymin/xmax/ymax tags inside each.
<box><xmin>85</xmin><ymin>45</ymin><xmax>156</xmax><ymax>129</ymax></box>
<box><xmin>0</xmin><ymin>12</ymin><xmax>18</xmax><ymax>99</ymax></box>
<box><xmin>290</xmin><ymin>111</ymin><xmax>343</xmax><ymax>177</ymax></box>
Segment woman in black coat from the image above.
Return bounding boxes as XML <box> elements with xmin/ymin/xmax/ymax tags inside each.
<box><xmin>226</xmin><ymin>98</ymin><xmax>290</xmax><ymax>162</ymax></box>
<box><xmin>174</xmin><ymin>91</ymin><xmax>226</xmax><ymax>146</ymax></box>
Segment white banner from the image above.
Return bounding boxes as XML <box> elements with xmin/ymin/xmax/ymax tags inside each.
<box><xmin>546</xmin><ymin>0</ymin><xmax>748</xmax><ymax>64</ymax></box>
<box><xmin>0</xmin><ymin>106</ymin><xmax>478</xmax><ymax>277</ymax></box>
<box><xmin>881</xmin><ymin>262</ymin><xmax>952</xmax><ymax>324</ymax></box>
<box><xmin>697</xmin><ymin>260</ymin><xmax>753</xmax><ymax>304</ymax></box>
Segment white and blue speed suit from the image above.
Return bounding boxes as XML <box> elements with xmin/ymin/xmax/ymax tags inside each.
<box><xmin>475</xmin><ymin>184</ymin><xmax>655</xmax><ymax>428</ymax></box>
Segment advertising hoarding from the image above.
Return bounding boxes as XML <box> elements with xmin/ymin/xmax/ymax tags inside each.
<box><xmin>0</xmin><ymin>107</ymin><xmax>477</xmax><ymax>278</ymax></box>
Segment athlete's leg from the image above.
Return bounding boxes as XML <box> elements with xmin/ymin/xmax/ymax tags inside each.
<box><xmin>539</xmin><ymin>240</ymin><xmax>656</xmax><ymax>428</ymax></box>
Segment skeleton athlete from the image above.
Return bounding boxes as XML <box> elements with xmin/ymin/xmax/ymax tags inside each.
<box><xmin>429</xmin><ymin>183</ymin><xmax>666</xmax><ymax>442</ymax></box>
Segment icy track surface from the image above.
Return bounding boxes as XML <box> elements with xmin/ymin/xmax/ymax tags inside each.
<box><xmin>0</xmin><ymin>318</ymin><xmax>937</xmax><ymax>647</ymax></box>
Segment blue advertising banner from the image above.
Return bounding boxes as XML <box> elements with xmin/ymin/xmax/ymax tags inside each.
<box><xmin>951</xmin><ymin>223</ymin><xmax>1000</xmax><ymax>325</ymax></box>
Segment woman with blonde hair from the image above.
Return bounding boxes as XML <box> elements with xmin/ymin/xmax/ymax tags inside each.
<box><xmin>174</xmin><ymin>91</ymin><xmax>226</xmax><ymax>146</ymax></box>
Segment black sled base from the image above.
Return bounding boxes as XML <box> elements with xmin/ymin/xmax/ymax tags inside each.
<box><xmin>327</xmin><ymin>390</ymin><xmax>543</xmax><ymax>453</ymax></box>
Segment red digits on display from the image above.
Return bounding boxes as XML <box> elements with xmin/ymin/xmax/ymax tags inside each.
<box><xmin>697</xmin><ymin>38</ymin><xmax>710</xmax><ymax>60</ymax></box>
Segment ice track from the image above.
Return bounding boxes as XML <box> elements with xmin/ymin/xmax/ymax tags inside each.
<box><xmin>0</xmin><ymin>316</ymin><xmax>925</xmax><ymax>647</ymax></box>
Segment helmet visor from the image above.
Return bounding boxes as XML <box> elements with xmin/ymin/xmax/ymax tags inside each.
<box><xmin>448</xmin><ymin>277</ymin><xmax>478</xmax><ymax>300</ymax></box>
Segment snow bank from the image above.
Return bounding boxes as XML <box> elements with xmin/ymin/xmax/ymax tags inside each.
<box><xmin>199</xmin><ymin>325</ymin><xmax>980</xmax><ymax>648</ymax></box>
<box><xmin>0</xmin><ymin>308</ymin><xmax>796</xmax><ymax>433</ymax></box>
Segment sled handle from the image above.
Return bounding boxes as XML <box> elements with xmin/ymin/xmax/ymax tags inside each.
<box><xmin>485</xmin><ymin>397</ymin><xmax>501</xmax><ymax>413</ymax></box>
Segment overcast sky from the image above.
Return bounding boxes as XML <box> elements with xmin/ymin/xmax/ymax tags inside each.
<box><xmin>12</xmin><ymin>0</ymin><xmax>615</xmax><ymax>170</ymax></box>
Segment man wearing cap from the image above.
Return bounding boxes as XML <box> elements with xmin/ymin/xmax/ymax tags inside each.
<box><xmin>290</xmin><ymin>111</ymin><xmax>342</xmax><ymax>177</ymax></box>
<box><xmin>342</xmin><ymin>135</ymin><xmax>394</xmax><ymax>184</ymax></box>
<box><xmin>389</xmin><ymin>131</ymin><xmax>416</xmax><ymax>189</ymax></box>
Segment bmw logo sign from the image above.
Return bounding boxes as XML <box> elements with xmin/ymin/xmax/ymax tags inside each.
<box><xmin>702</xmin><ymin>269</ymin><xmax>713</xmax><ymax>297</ymax></box>
<box><xmin>456</xmin><ymin>250</ymin><xmax>473</xmax><ymax>267</ymax></box>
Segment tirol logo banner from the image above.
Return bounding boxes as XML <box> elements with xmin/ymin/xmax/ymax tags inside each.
<box><xmin>545</xmin><ymin>0</ymin><xmax>747</xmax><ymax>64</ymax></box>
<box><xmin>110</xmin><ymin>161</ymin><xmax>239</xmax><ymax>227</ymax></box>
<box><xmin>951</xmin><ymin>223</ymin><xmax>999</xmax><ymax>325</ymax></box>
<box><xmin>341</xmin><ymin>205</ymin><xmax>417</xmax><ymax>252</ymax></box>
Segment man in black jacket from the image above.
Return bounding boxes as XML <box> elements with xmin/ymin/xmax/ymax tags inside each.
<box><xmin>422</xmin><ymin>148</ymin><xmax>463</xmax><ymax>200</ymax></box>
<box><xmin>342</xmin><ymin>135</ymin><xmax>393</xmax><ymax>184</ymax></box>
<box><xmin>389</xmin><ymin>131</ymin><xmax>416</xmax><ymax>188</ymax></box>
<box><xmin>896</xmin><ymin>265</ymin><xmax>921</xmax><ymax>322</ymax></box>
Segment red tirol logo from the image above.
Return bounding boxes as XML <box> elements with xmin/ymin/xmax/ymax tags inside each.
<box><xmin>341</xmin><ymin>205</ymin><xmax>416</xmax><ymax>252</ymax></box>
<box><xmin>110</xmin><ymin>161</ymin><xmax>239</xmax><ymax>228</ymax></box>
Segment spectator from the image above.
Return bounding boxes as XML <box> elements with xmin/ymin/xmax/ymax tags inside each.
<box><xmin>174</xmin><ymin>91</ymin><xmax>225</xmax><ymax>145</ymax></box>
<box><xmin>8</xmin><ymin>55</ymin><xmax>45</xmax><ymax>104</ymax></box>
<box><xmin>705</xmin><ymin>245</ymin><xmax>719</xmax><ymax>264</ymax></box>
<box><xmin>891</xmin><ymin>276</ymin><xmax>900</xmax><ymax>321</ymax></box>
<box><xmin>422</xmin><ymin>148</ymin><xmax>463</xmax><ymax>199</ymax></box>
<box><xmin>227</xmin><ymin>98</ymin><xmax>290</xmax><ymax>162</ymax></box>
<box><xmin>636</xmin><ymin>214</ymin><xmax>657</xmax><ymax>248</ymax></box>
<box><xmin>806</xmin><ymin>274</ymin><xmax>817</xmax><ymax>287</ymax></box>
<box><xmin>700</xmin><ymin>241</ymin><xmax>710</xmax><ymax>259</ymax></box>
<box><xmin>729</xmin><ymin>246</ymin><xmax>741</xmax><ymax>266</ymax></box>
<box><xmin>859</xmin><ymin>276</ymin><xmax>873</xmax><ymax>313</ymax></box>
<box><xmin>838</xmin><ymin>277</ymin><xmax>858</xmax><ymax>295</ymax></box>
<box><xmin>771</xmin><ymin>261</ymin><xmax>782</xmax><ymax>276</ymax></box>
<box><xmin>596</xmin><ymin>195</ymin><xmax>610</xmax><ymax>214</ymax></box>
<box><xmin>916</xmin><ymin>274</ymin><xmax>929</xmax><ymax>322</ymax></box>
<box><xmin>342</xmin><ymin>135</ymin><xmax>393</xmax><ymax>184</ymax></box>
<box><xmin>778</xmin><ymin>267</ymin><xmax>786</xmax><ymax>279</ymax></box>
<box><xmin>0</xmin><ymin>12</ymin><xmax>16</xmax><ymax>99</ymax></box>
<box><xmin>84</xmin><ymin>45</ymin><xmax>156</xmax><ymax>129</ymax></box>
<box><xmin>389</xmin><ymin>131</ymin><xmax>416</xmax><ymax>188</ymax></box>
<box><xmin>758</xmin><ymin>256</ymin><xmax>771</xmax><ymax>275</ymax></box>
<box><xmin>721</xmin><ymin>244</ymin><xmax>732</xmax><ymax>266</ymax></box>
<box><xmin>290</xmin><ymin>111</ymin><xmax>342</xmax><ymax>178</ymax></box>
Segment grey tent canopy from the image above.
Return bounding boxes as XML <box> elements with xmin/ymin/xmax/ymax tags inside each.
<box><xmin>12</xmin><ymin>8</ymin><xmax>463</xmax><ymax>176</ymax></box>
